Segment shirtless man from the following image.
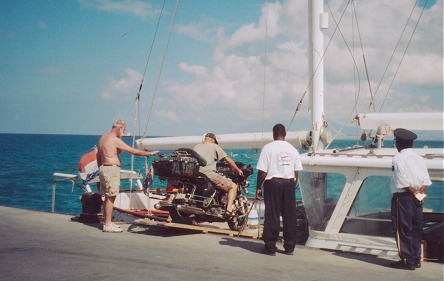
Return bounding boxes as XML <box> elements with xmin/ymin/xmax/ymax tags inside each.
<box><xmin>97</xmin><ymin>119</ymin><xmax>159</xmax><ymax>233</ymax></box>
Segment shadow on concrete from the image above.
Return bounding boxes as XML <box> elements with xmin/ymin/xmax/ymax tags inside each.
<box><xmin>219</xmin><ymin>237</ymin><xmax>264</xmax><ymax>254</ymax></box>
<box><xmin>331</xmin><ymin>250</ymin><xmax>392</xmax><ymax>268</ymax></box>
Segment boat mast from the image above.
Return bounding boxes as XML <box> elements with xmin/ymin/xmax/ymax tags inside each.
<box><xmin>309</xmin><ymin>0</ymin><xmax>328</xmax><ymax>153</ymax></box>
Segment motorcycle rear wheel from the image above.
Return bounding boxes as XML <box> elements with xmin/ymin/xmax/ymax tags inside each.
<box><xmin>169</xmin><ymin>209</ymin><xmax>196</xmax><ymax>225</ymax></box>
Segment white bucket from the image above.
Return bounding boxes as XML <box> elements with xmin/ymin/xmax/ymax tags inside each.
<box><xmin>254</xmin><ymin>201</ymin><xmax>265</xmax><ymax>224</ymax></box>
<box><xmin>248</xmin><ymin>209</ymin><xmax>260</xmax><ymax>227</ymax></box>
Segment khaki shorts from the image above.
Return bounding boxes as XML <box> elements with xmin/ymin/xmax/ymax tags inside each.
<box><xmin>211</xmin><ymin>174</ymin><xmax>234</xmax><ymax>192</ymax></box>
<box><xmin>99</xmin><ymin>166</ymin><xmax>120</xmax><ymax>197</ymax></box>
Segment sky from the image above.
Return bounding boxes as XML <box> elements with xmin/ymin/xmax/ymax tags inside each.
<box><xmin>0</xmin><ymin>0</ymin><xmax>442</xmax><ymax>139</ymax></box>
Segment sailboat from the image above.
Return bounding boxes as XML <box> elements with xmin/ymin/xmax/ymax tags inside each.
<box><xmin>51</xmin><ymin>0</ymin><xmax>442</xmax><ymax>261</ymax></box>
<box><xmin>135</xmin><ymin>0</ymin><xmax>444</xmax><ymax>261</ymax></box>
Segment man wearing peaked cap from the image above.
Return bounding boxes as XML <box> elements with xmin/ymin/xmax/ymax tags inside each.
<box><xmin>394</xmin><ymin>128</ymin><xmax>417</xmax><ymax>143</ymax></box>
<box><xmin>390</xmin><ymin>128</ymin><xmax>431</xmax><ymax>270</ymax></box>
<box><xmin>204</xmin><ymin>133</ymin><xmax>218</xmax><ymax>144</ymax></box>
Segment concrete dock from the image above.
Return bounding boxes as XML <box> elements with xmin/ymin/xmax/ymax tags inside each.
<box><xmin>0</xmin><ymin>206</ymin><xmax>442</xmax><ymax>281</ymax></box>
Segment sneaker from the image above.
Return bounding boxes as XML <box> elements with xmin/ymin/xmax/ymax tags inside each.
<box><xmin>390</xmin><ymin>260</ymin><xmax>415</xmax><ymax>270</ymax></box>
<box><xmin>103</xmin><ymin>224</ymin><xmax>123</xmax><ymax>233</ymax></box>
<box><xmin>111</xmin><ymin>222</ymin><xmax>121</xmax><ymax>229</ymax></box>
<box><xmin>415</xmin><ymin>262</ymin><xmax>421</xmax><ymax>269</ymax></box>
<box><xmin>284</xmin><ymin>250</ymin><xmax>294</xmax><ymax>255</ymax></box>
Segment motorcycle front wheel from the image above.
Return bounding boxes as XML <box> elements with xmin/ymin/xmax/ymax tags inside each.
<box><xmin>227</xmin><ymin>200</ymin><xmax>248</xmax><ymax>231</ymax></box>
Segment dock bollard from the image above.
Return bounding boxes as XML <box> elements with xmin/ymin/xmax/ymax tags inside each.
<box><xmin>79</xmin><ymin>192</ymin><xmax>103</xmax><ymax>223</ymax></box>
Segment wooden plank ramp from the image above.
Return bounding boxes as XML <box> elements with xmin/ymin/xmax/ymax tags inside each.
<box><xmin>132</xmin><ymin>218</ymin><xmax>263</xmax><ymax>239</ymax></box>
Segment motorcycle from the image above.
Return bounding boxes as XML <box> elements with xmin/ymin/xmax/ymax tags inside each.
<box><xmin>152</xmin><ymin>148</ymin><xmax>254</xmax><ymax>231</ymax></box>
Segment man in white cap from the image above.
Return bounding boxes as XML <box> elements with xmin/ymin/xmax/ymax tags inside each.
<box><xmin>390</xmin><ymin>128</ymin><xmax>431</xmax><ymax>270</ymax></box>
<box><xmin>97</xmin><ymin>119</ymin><xmax>159</xmax><ymax>233</ymax></box>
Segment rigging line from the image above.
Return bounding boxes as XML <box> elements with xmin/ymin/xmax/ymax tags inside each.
<box><xmin>138</xmin><ymin>0</ymin><xmax>167</xmax><ymax>96</ymax></box>
<box><xmin>330</xmin><ymin>1</ymin><xmax>361</xmax><ymax>116</ymax></box>
<box><xmin>373</xmin><ymin>0</ymin><xmax>419</xmax><ymax>110</ymax></box>
<box><xmin>349</xmin><ymin>1</ymin><xmax>375</xmax><ymax>113</ymax></box>
<box><xmin>136</xmin><ymin>0</ymin><xmax>167</xmax><ymax>139</ymax></box>
<box><xmin>261</xmin><ymin>3</ymin><xmax>269</xmax><ymax>143</ymax></box>
<box><xmin>127</xmin><ymin>0</ymin><xmax>166</xmax><ymax>185</ymax></box>
<box><xmin>288</xmin><ymin>0</ymin><xmax>352</xmax><ymax>131</ymax></box>
<box><xmin>287</xmin><ymin>90</ymin><xmax>306</xmax><ymax>131</ymax></box>
<box><xmin>379</xmin><ymin>0</ymin><xmax>427</xmax><ymax>112</ymax></box>
<box><xmin>134</xmin><ymin>0</ymin><xmax>167</xmax><ymax>136</ymax></box>
<box><xmin>325</xmin><ymin>1</ymin><xmax>366</xmax><ymax>148</ymax></box>
<box><xmin>142</xmin><ymin>0</ymin><xmax>180</xmax><ymax>138</ymax></box>
<box><xmin>352</xmin><ymin>1</ymin><xmax>359</xmax><ymax>121</ymax></box>
<box><xmin>123</xmin><ymin>0</ymin><xmax>166</xmax><ymax>139</ymax></box>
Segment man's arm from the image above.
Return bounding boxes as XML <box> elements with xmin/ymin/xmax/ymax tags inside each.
<box><xmin>256</xmin><ymin>170</ymin><xmax>267</xmax><ymax>200</ymax></box>
<box><xmin>405</xmin><ymin>185</ymin><xmax>428</xmax><ymax>203</ymax></box>
<box><xmin>405</xmin><ymin>185</ymin><xmax>428</xmax><ymax>195</ymax></box>
<box><xmin>116</xmin><ymin>139</ymin><xmax>159</xmax><ymax>156</ymax></box>
<box><xmin>223</xmin><ymin>156</ymin><xmax>243</xmax><ymax>176</ymax></box>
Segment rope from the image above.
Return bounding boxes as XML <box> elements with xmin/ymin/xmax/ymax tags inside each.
<box><xmin>142</xmin><ymin>0</ymin><xmax>180</xmax><ymax>137</ymax></box>
<box><xmin>126</xmin><ymin>0</ymin><xmax>166</xmax><ymax>191</ymax></box>
<box><xmin>237</xmin><ymin>197</ymin><xmax>258</xmax><ymax>236</ymax></box>
<box><xmin>379</xmin><ymin>0</ymin><xmax>428</xmax><ymax>111</ymax></box>
<box><xmin>260</xmin><ymin>2</ymin><xmax>269</xmax><ymax>146</ymax></box>
<box><xmin>324</xmin><ymin>1</ymin><xmax>365</xmax><ymax>147</ymax></box>
<box><xmin>288</xmin><ymin>0</ymin><xmax>353</xmax><ymax>131</ymax></box>
<box><xmin>123</xmin><ymin>0</ymin><xmax>166</xmax><ymax>138</ymax></box>
<box><xmin>373</xmin><ymin>0</ymin><xmax>419</xmax><ymax>111</ymax></box>
<box><xmin>135</xmin><ymin>0</ymin><xmax>167</xmax><ymax>137</ymax></box>
<box><xmin>348</xmin><ymin>1</ymin><xmax>375</xmax><ymax>113</ymax></box>
<box><xmin>322</xmin><ymin>1</ymin><xmax>427</xmax><ymax>146</ymax></box>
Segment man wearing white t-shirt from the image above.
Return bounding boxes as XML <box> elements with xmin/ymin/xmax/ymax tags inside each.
<box><xmin>390</xmin><ymin>128</ymin><xmax>431</xmax><ymax>270</ymax></box>
<box><xmin>256</xmin><ymin>124</ymin><xmax>303</xmax><ymax>256</ymax></box>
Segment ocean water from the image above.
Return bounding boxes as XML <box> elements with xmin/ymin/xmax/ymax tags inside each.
<box><xmin>0</xmin><ymin>133</ymin><xmax>442</xmax><ymax>216</ymax></box>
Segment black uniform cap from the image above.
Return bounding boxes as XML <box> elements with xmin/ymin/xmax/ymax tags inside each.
<box><xmin>394</xmin><ymin>128</ymin><xmax>417</xmax><ymax>141</ymax></box>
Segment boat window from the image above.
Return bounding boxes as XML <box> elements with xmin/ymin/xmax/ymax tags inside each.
<box><xmin>341</xmin><ymin>178</ymin><xmax>444</xmax><ymax>237</ymax></box>
<box><xmin>341</xmin><ymin>176</ymin><xmax>393</xmax><ymax>237</ymax></box>
<box><xmin>423</xmin><ymin>181</ymin><xmax>443</xmax><ymax>213</ymax></box>
<box><xmin>299</xmin><ymin>172</ymin><xmax>346</xmax><ymax>231</ymax></box>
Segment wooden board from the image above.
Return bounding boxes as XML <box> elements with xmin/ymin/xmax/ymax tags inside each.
<box><xmin>133</xmin><ymin>218</ymin><xmax>263</xmax><ymax>239</ymax></box>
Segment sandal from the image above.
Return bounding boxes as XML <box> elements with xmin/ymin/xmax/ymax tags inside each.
<box><xmin>225</xmin><ymin>210</ymin><xmax>236</xmax><ymax>217</ymax></box>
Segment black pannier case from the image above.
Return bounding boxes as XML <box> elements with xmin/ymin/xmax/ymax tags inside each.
<box><xmin>153</xmin><ymin>156</ymin><xmax>200</xmax><ymax>178</ymax></box>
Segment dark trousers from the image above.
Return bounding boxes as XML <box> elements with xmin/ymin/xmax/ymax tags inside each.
<box><xmin>391</xmin><ymin>192</ymin><xmax>423</xmax><ymax>266</ymax></box>
<box><xmin>263</xmin><ymin>178</ymin><xmax>297</xmax><ymax>252</ymax></box>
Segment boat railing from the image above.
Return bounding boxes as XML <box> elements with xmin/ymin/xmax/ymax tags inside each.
<box><xmin>51</xmin><ymin>170</ymin><xmax>144</xmax><ymax>213</ymax></box>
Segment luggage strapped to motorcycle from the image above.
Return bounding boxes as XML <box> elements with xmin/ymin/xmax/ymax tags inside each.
<box><xmin>153</xmin><ymin>148</ymin><xmax>206</xmax><ymax>178</ymax></box>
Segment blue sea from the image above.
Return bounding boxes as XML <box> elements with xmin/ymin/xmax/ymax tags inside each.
<box><xmin>0</xmin><ymin>133</ymin><xmax>442</xmax><ymax>216</ymax></box>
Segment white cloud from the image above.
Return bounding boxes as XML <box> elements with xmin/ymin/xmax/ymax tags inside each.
<box><xmin>175</xmin><ymin>16</ymin><xmax>218</xmax><ymax>43</ymax></box>
<box><xmin>222</xmin><ymin>2</ymin><xmax>282</xmax><ymax>50</ymax></box>
<box><xmin>396</xmin><ymin>53</ymin><xmax>443</xmax><ymax>86</ymax></box>
<box><xmin>101</xmin><ymin>68</ymin><xmax>142</xmax><ymax>100</ymax></box>
<box><xmin>109</xmin><ymin>0</ymin><xmax>442</xmax><ymax>136</ymax></box>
